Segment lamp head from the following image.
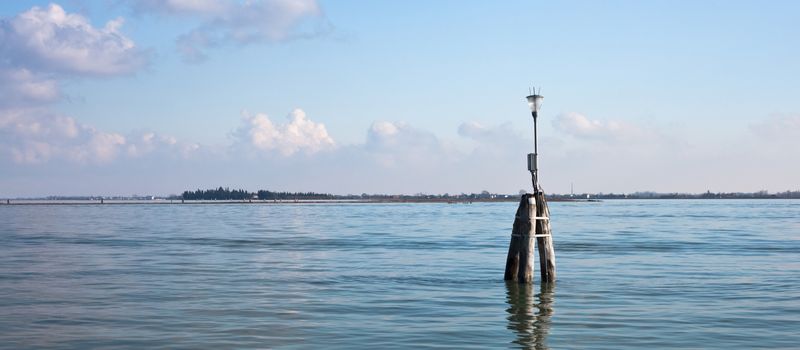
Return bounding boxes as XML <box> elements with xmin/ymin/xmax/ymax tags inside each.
<box><xmin>526</xmin><ymin>94</ymin><xmax>544</xmax><ymax>113</ymax></box>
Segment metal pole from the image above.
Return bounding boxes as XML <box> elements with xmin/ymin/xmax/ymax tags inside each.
<box><xmin>532</xmin><ymin>111</ymin><xmax>538</xmax><ymax>192</ymax></box>
<box><xmin>533</xmin><ymin>111</ymin><xmax>538</xmax><ymax>155</ymax></box>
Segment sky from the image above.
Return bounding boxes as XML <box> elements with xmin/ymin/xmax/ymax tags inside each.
<box><xmin>1</xmin><ymin>0</ymin><xmax>798</xmax><ymax>197</ymax></box>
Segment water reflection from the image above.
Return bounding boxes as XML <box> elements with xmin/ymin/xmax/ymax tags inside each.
<box><xmin>505</xmin><ymin>282</ymin><xmax>555</xmax><ymax>350</ymax></box>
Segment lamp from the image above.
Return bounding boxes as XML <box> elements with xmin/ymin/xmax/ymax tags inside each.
<box><xmin>526</xmin><ymin>94</ymin><xmax>544</xmax><ymax>114</ymax></box>
<box><xmin>525</xmin><ymin>90</ymin><xmax>543</xmax><ymax>191</ymax></box>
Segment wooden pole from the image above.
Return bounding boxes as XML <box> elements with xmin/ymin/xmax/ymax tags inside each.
<box><xmin>505</xmin><ymin>194</ymin><xmax>536</xmax><ymax>283</ymax></box>
<box><xmin>534</xmin><ymin>191</ymin><xmax>556</xmax><ymax>282</ymax></box>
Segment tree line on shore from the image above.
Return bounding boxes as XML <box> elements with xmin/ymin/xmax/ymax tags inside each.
<box><xmin>180</xmin><ymin>187</ymin><xmax>335</xmax><ymax>200</ymax></box>
<box><xmin>177</xmin><ymin>188</ymin><xmax>508</xmax><ymax>201</ymax></box>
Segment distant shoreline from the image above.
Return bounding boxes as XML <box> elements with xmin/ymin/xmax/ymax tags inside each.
<box><xmin>3</xmin><ymin>197</ymin><xmax>798</xmax><ymax>206</ymax></box>
<box><xmin>7</xmin><ymin>189</ymin><xmax>797</xmax><ymax>204</ymax></box>
<box><xmin>2</xmin><ymin>198</ymin><xmax>521</xmax><ymax>205</ymax></box>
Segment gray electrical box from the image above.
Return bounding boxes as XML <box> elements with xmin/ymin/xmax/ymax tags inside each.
<box><xmin>527</xmin><ymin>153</ymin><xmax>537</xmax><ymax>172</ymax></box>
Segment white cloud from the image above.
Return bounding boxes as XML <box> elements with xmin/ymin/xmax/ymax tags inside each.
<box><xmin>10</xmin><ymin>141</ymin><xmax>54</xmax><ymax>164</ymax></box>
<box><xmin>0</xmin><ymin>69</ymin><xmax>60</xmax><ymax>107</ymax></box>
<box><xmin>0</xmin><ymin>108</ymin><xmax>197</xmax><ymax>164</ymax></box>
<box><xmin>0</xmin><ymin>108</ymin><xmax>79</xmax><ymax>139</ymax></box>
<box><xmin>369</xmin><ymin>121</ymin><xmax>400</xmax><ymax>137</ymax></box>
<box><xmin>457</xmin><ymin>121</ymin><xmax>531</xmax><ymax>164</ymax></box>
<box><xmin>135</xmin><ymin>0</ymin><xmax>229</xmax><ymax>15</ymax></box>
<box><xmin>368</xmin><ymin>121</ymin><xmax>435</xmax><ymax>151</ymax></box>
<box><xmin>0</xmin><ymin>109</ymin><xmax>126</xmax><ymax>164</ymax></box>
<box><xmin>126</xmin><ymin>131</ymin><xmax>201</xmax><ymax>159</ymax></box>
<box><xmin>75</xmin><ymin>130</ymin><xmax>127</xmax><ymax>163</ymax></box>
<box><xmin>234</xmin><ymin>108</ymin><xmax>335</xmax><ymax>156</ymax></box>
<box><xmin>552</xmin><ymin>112</ymin><xmax>644</xmax><ymax>141</ymax></box>
<box><xmin>131</xmin><ymin>0</ymin><xmax>325</xmax><ymax>62</ymax></box>
<box><xmin>0</xmin><ymin>4</ymin><xmax>148</xmax><ymax>76</ymax></box>
<box><xmin>457</xmin><ymin>121</ymin><xmax>489</xmax><ymax>139</ymax></box>
<box><xmin>363</xmin><ymin>120</ymin><xmax>449</xmax><ymax>168</ymax></box>
<box><xmin>459</xmin><ymin>121</ymin><xmax>525</xmax><ymax>145</ymax></box>
<box><xmin>366</xmin><ymin>121</ymin><xmax>439</xmax><ymax>150</ymax></box>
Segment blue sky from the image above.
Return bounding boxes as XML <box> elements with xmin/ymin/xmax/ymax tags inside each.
<box><xmin>1</xmin><ymin>0</ymin><xmax>798</xmax><ymax>196</ymax></box>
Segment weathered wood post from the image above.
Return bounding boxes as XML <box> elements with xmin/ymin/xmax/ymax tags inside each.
<box><xmin>534</xmin><ymin>191</ymin><xmax>556</xmax><ymax>282</ymax></box>
<box><xmin>505</xmin><ymin>194</ymin><xmax>536</xmax><ymax>283</ymax></box>
<box><xmin>505</xmin><ymin>88</ymin><xmax>556</xmax><ymax>283</ymax></box>
<box><xmin>505</xmin><ymin>191</ymin><xmax>556</xmax><ymax>283</ymax></box>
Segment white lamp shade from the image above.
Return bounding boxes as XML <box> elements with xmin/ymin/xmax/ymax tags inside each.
<box><xmin>526</xmin><ymin>94</ymin><xmax>544</xmax><ymax>112</ymax></box>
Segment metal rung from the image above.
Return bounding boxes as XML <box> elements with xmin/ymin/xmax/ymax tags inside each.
<box><xmin>515</xmin><ymin>216</ymin><xmax>550</xmax><ymax>220</ymax></box>
<box><xmin>510</xmin><ymin>233</ymin><xmax>552</xmax><ymax>238</ymax></box>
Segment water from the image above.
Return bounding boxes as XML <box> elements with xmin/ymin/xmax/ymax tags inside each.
<box><xmin>1</xmin><ymin>200</ymin><xmax>798</xmax><ymax>349</ymax></box>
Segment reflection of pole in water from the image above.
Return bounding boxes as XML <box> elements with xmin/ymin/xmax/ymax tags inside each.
<box><xmin>534</xmin><ymin>283</ymin><xmax>554</xmax><ymax>349</ymax></box>
<box><xmin>505</xmin><ymin>282</ymin><xmax>555</xmax><ymax>350</ymax></box>
<box><xmin>506</xmin><ymin>282</ymin><xmax>535</xmax><ymax>347</ymax></box>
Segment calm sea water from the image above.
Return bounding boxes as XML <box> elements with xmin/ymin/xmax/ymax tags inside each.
<box><xmin>1</xmin><ymin>200</ymin><xmax>798</xmax><ymax>349</ymax></box>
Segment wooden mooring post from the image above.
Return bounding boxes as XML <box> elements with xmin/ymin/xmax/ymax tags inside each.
<box><xmin>504</xmin><ymin>191</ymin><xmax>556</xmax><ymax>283</ymax></box>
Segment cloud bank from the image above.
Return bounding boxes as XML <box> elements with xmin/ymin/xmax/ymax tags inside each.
<box><xmin>0</xmin><ymin>108</ymin><xmax>199</xmax><ymax>164</ymax></box>
<box><xmin>130</xmin><ymin>0</ymin><xmax>326</xmax><ymax>62</ymax></box>
<box><xmin>3</xmin><ymin>105</ymin><xmax>800</xmax><ymax>196</ymax></box>
<box><xmin>0</xmin><ymin>4</ymin><xmax>181</xmax><ymax>166</ymax></box>
<box><xmin>0</xmin><ymin>4</ymin><xmax>148</xmax><ymax>76</ymax></box>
